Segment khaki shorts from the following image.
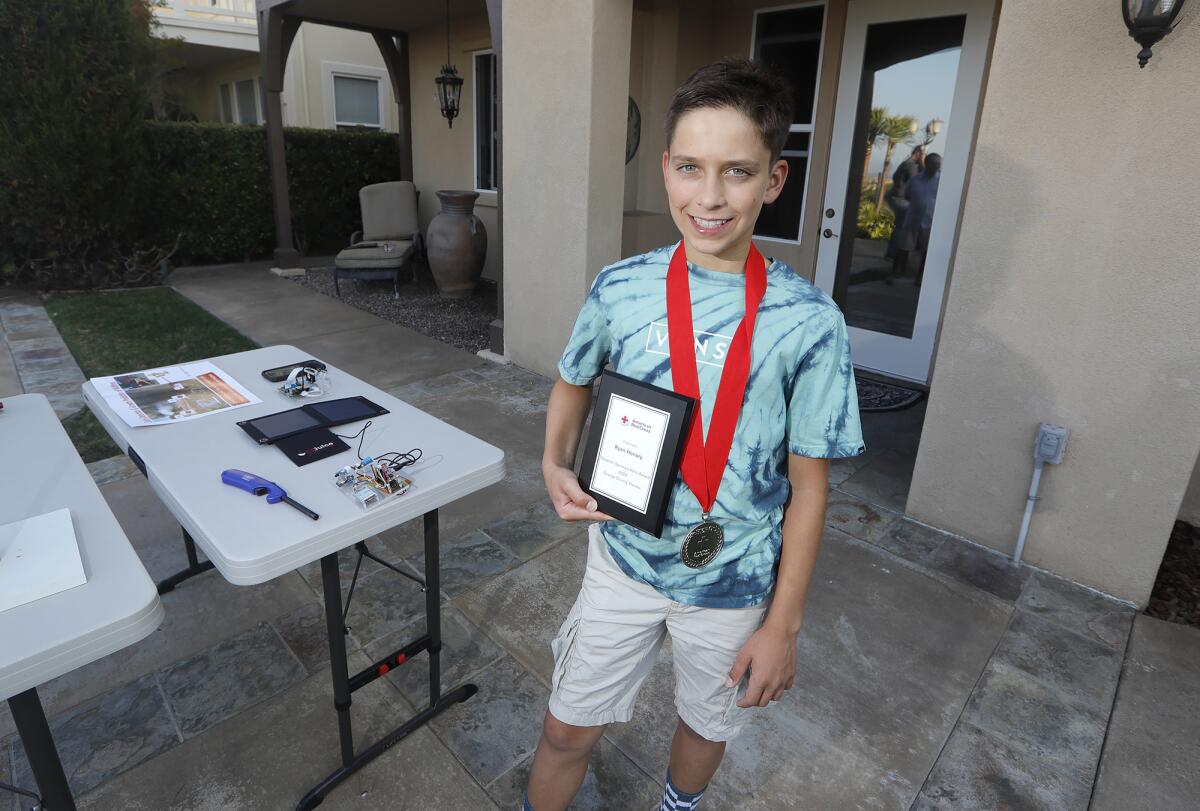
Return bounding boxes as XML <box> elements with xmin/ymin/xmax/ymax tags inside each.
<box><xmin>547</xmin><ymin>524</ymin><xmax>770</xmax><ymax>742</ymax></box>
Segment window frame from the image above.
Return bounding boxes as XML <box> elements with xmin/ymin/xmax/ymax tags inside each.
<box><xmin>749</xmin><ymin>1</ymin><xmax>828</xmax><ymax>245</ymax></box>
<box><xmin>321</xmin><ymin>61</ymin><xmax>389</xmax><ymax>131</ymax></box>
<box><xmin>218</xmin><ymin>77</ymin><xmax>262</xmax><ymax>125</ymax></box>
<box><xmin>473</xmin><ymin>49</ymin><xmax>498</xmax><ymax>193</ymax></box>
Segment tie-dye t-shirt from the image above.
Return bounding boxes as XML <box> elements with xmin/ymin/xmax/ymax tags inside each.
<box><xmin>558</xmin><ymin>243</ymin><xmax>865</xmax><ymax>608</ymax></box>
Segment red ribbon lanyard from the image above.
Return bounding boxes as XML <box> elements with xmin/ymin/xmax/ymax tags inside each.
<box><xmin>666</xmin><ymin>242</ymin><xmax>767</xmax><ymax>514</ymax></box>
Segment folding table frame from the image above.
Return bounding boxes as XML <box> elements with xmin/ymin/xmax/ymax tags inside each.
<box><xmin>138</xmin><ymin>455</ymin><xmax>477</xmax><ymax>810</ymax></box>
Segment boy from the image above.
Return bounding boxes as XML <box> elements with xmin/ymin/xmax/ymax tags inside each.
<box><xmin>526</xmin><ymin>58</ymin><xmax>864</xmax><ymax>811</ymax></box>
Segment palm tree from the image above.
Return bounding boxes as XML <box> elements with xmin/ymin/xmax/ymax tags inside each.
<box><xmin>874</xmin><ymin>114</ymin><xmax>918</xmax><ymax>213</ymax></box>
<box><xmin>861</xmin><ymin>107</ymin><xmax>888</xmax><ymax>190</ymax></box>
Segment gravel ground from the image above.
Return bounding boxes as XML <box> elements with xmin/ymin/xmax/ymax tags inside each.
<box><xmin>1146</xmin><ymin>520</ymin><xmax>1200</xmax><ymax>628</ymax></box>
<box><xmin>288</xmin><ymin>265</ymin><xmax>497</xmax><ymax>353</ymax></box>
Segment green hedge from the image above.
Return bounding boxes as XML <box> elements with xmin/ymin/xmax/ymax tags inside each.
<box><xmin>144</xmin><ymin>121</ymin><xmax>403</xmax><ymax>265</ymax></box>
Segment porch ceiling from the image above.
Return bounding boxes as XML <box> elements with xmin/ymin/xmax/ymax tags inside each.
<box><xmin>258</xmin><ymin>0</ymin><xmax>487</xmax><ymax>34</ymax></box>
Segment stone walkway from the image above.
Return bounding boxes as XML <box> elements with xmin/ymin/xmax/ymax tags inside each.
<box><xmin>2</xmin><ymin>270</ymin><xmax>1197</xmax><ymax>810</ymax></box>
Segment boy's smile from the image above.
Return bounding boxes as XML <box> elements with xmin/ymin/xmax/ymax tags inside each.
<box><xmin>662</xmin><ymin>106</ymin><xmax>788</xmax><ymax>273</ymax></box>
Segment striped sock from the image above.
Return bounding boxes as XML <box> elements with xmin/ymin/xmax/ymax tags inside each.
<box><xmin>660</xmin><ymin>770</ymin><xmax>706</xmax><ymax>810</ymax></box>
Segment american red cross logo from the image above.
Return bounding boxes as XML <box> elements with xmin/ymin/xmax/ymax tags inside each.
<box><xmin>621</xmin><ymin>415</ymin><xmax>629</xmax><ymax>425</ymax></box>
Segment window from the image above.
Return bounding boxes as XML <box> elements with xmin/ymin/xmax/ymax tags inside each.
<box><xmin>332</xmin><ymin>75</ymin><xmax>382</xmax><ymax>130</ymax></box>
<box><xmin>219</xmin><ymin>83</ymin><xmax>233</xmax><ymax>123</ymax></box>
<box><xmin>474</xmin><ymin>51</ymin><xmax>497</xmax><ymax>191</ymax></box>
<box><xmin>751</xmin><ymin>4</ymin><xmax>826</xmax><ymax>241</ymax></box>
<box><xmin>218</xmin><ymin>78</ymin><xmax>260</xmax><ymax>124</ymax></box>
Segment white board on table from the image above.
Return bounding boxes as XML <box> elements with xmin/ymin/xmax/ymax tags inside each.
<box><xmin>0</xmin><ymin>508</ymin><xmax>87</xmax><ymax>613</ymax></box>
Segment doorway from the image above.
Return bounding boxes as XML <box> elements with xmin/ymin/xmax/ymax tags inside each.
<box><xmin>813</xmin><ymin>0</ymin><xmax>994</xmax><ymax>384</ymax></box>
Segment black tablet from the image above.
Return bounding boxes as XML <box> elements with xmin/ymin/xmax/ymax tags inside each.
<box><xmin>304</xmin><ymin>396</ymin><xmax>389</xmax><ymax>426</ymax></box>
<box><xmin>237</xmin><ymin>407</ymin><xmax>325</xmax><ymax>445</ymax></box>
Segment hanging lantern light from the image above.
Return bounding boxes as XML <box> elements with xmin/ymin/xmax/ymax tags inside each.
<box><xmin>1122</xmin><ymin>0</ymin><xmax>1188</xmax><ymax>67</ymax></box>
<box><xmin>435</xmin><ymin>0</ymin><xmax>463</xmax><ymax>127</ymax></box>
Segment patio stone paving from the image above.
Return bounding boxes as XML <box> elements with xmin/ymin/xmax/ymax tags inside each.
<box><xmin>9</xmin><ymin>674</ymin><xmax>180</xmax><ymax>800</ymax></box>
<box><xmin>4</xmin><ymin>265</ymin><xmax>1193</xmax><ymax>810</ymax></box>
<box><xmin>408</xmin><ymin>528</ymin><xmax>521</xmax><ymax>598</ymax></box>
<box><xmin>0</xmin><ymin>297</ymin><xmax>87</xmax><ymax>416</ymax></box>
<box><xmin>427</xmin><ymin>654</ymin><xmax>549</xmax><ymax>786</ymax></box>
<box><xmin>73</xmin><ymin>658</ymin><xmax>495</xmax><ymax>811</ymax></box>
<box><xmin>157</xmin><ymin>623</ymin><xmax>305</xmax><ymax>738</ymax></box>
<box><xmin>1090</xmin><ymin>616</ymin><xmax>1200</xmax><ymax>811</ymax></box>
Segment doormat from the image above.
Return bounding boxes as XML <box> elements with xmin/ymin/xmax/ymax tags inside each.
<box><xmin>856</xmin><ymin>378</ymin><xmax>925</xmax><ymax>412</ymax></box>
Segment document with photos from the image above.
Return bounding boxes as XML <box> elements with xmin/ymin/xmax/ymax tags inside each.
<box><xmin>92</xmin><ymin>362</ymin><xmax>260</xmax><ymax>427</ymax></box>
<box><xmin>589</xmin><ymin>394</ymin><xmax>671</xmax><ymax>514</ymax></box>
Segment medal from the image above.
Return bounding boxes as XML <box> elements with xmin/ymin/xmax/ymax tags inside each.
<box><xmin>680</xmin><ymin>513</ymin><xmax>725</xmax><ymax>568</ymax></box>
<box><xmin>666</xmin><ymin>243</ymin><xmax>767</xmax><ymax>567</ymax></box>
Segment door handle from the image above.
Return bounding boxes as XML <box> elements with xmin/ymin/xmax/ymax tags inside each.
<box><xmin>823</xmin><ymin>228</ymin><xmax>838</xmax><ymax>238</ymax></box>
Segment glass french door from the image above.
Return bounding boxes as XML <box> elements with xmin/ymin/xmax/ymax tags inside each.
<box><xmin>813</xmin><ymin>0</ymin><xmax>994</xmax><ymax>384</ymax></box>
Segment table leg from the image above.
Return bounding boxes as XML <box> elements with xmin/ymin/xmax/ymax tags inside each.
<box><xmin>156</xmin><ymin>528</ymin><xmax>215</xmax><ymax>595</ymax></box>
<box><xmin>295</xmin><ymin>509</ymin><xmax>478</xmax><ymax>810</ymax></box>
<box><xmin>8</xmin><ymin>688</ymin><xmax>76</xmax><ymax>811</ymax></box>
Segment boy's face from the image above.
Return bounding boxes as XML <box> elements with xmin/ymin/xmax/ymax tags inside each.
<box><xmin>662</xmin><ymin>106</ymin><xmax>788</xmax><ymax>271</ymax></box>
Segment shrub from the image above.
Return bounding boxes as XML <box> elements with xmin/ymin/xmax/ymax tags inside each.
<box><xmin>142</xmin><ymin>122</ymin><xmax>403</xmax><ymax>265</ymax></box>
<box><xmin>856</xmin><ymin>197</ymin><xmax>895</xmax><ymax>240</ymax></box>
<box><xmin>0</xmin><ymin>0</ymin><xmax>172</xmax><ymax>287</ymax></box>
<box><xmin>0</xmin><ymin>0</ymin><xmax>403</xmax><ymax>287</ymax></box>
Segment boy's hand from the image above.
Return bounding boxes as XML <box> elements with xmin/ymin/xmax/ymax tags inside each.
<box><xmin>544</xmin><ymin>464</ymin><xmax>612</xmax><ymax>523</ymax></box>
<box><xmin>726</xmin><ymin>624</ymin><xmax>797</xmax><ymax>708</ymax></box>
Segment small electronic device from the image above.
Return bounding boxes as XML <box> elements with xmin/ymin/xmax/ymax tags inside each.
<box><xmin>237</xmin><ymin>397</ymin><xmax>390</xmax><ymax>445</ymax></box>
<box><xmin>261</xmin><ymin>359</ymin><xmax>328</xmax><ymax>383</ymax></box>
<box><xmin>334</xmin><ymin>455</ymin><xmax>414</xmax><ymax>511</ymax></box>
<box><xmin>279</xmin><ymin>366</ymin><xmax>331</xmax><ymax>399</ymax></box>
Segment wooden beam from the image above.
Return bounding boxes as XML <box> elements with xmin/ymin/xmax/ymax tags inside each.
<box><xmin>373</xmin><ymin>32</ymin><xmax>413</xmax><ymax>181</ymax></box>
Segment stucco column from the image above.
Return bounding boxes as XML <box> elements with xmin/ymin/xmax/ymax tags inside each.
<box><xmin>907</xmin><ymin>0</ymin><xmax>1200</xmax><ymax>605</ymax></box>
<box><xmin>501</xmin><ymin>0</ymin><xmax>633</xmax><ymax>376</ymax></box>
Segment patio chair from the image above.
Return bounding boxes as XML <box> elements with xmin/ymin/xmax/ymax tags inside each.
<box><xmin>334</xmin><ymin>181</ymin><xmax>423</xmax><ymax>299</ymax></box>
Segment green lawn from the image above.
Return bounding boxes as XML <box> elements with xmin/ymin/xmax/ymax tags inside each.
<box><xmin>45</xmin><ymin>287</ymin><xmax>257</xmax><ymax>462</ymax></box>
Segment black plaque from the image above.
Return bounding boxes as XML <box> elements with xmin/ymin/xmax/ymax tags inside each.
<box><xmin>577</xmin><ymin>370</ymin><xmax>694</xmax><ymax>538</ymax></box>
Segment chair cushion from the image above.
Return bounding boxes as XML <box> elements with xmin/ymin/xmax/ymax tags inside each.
<box><xmin>361</xmin><ymin>181</ymin><xmax>419</xmax><ymax>241</ymax></box>
<box><xmin>335</xmin><ymin>240</ymin><xmax>414</xmax><ymax>269</ymax></box>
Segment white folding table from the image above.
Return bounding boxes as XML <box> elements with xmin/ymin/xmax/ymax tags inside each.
<box><xmin>81</xmin><ymin>345</ymin><xmax>505</xmax><ymax>809</ymax></box>
<box><xmin>1</xmin><ymin>394</ymin><xmax>165</xmax><ymax>811</ymax></box>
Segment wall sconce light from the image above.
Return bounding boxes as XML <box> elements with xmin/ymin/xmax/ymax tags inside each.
<box><xmin>1123</xmin><ymin>0</ymin><xmax>1188</xmax><ymax>67</ymax></box>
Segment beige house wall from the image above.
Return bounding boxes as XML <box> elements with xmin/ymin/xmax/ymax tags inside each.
<box><xmin>406</xmin><ymin>14</ymin><xmax>499</xmax><ymax>283</ymax></box>
<box><xmin>503</xmin><ymin>0</ymin><xmax>633</xmax><ymax>377</ymax></box>
<box><xmin>908</xmin><ymin>0</ymin><xmax>1200</xmax><ymax>605</ymax></box>
<box><xmin>1180</xmin><ymin>455</ymin><xmax>1200</xmax><ymax>526</ymax></box>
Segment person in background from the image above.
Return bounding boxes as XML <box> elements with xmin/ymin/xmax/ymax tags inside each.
<box><xmin>884</xmin><ymin>146</ymin><xmax>924</xmax><ymax>272</ymax></box>
<box><xmin>889</xmin><ymin>152</ymin><xmax>941</xmax><ymax>287</ymax></box>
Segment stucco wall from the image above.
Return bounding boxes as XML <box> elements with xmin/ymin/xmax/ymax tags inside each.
<box><xmin>908</xmin><ymin>1</ymin><xmax>1200</xmax><ymax>605</ymax></box>
<box><xmin>407</xmin><ymin>14</ymin><xmax>499</xmax><ymax>283</ymax></box>
<box><xmin>503</xmin><ymin>0</ymin><xmax>633</xmax><ymax>377</ymax></box>
<box><xmin>1179</xmin><ymin>453</ymin><xmax>1200</xmax><ymax>526</ymax></box>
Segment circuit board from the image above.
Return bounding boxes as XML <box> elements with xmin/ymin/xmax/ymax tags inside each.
<box><xmin>333</xmin><ymin>456</ymin><xmax>412</xmax><ymax>510</ymax></box>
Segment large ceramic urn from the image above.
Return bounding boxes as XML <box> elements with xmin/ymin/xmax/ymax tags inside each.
<box><xmin>425</xmin><ymin>190</ymin><xmax>487</xmax><ymax>298</ymax></box>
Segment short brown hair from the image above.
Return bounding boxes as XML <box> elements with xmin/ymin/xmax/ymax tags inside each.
<box><xmin>665</xmin><ymin>58</ymin><xmax>794</xmax><ymax>161</ymax></box>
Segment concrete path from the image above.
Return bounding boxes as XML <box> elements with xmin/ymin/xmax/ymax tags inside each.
<box><xmin>1</xmin><ymin>267</ymin><xmax>1193</xmax><ymax>810</ymax></box>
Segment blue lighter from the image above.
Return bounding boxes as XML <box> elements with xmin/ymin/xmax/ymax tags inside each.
<box><xmin>221</xmin><ymin>469</ymin><xmax>320</xmax><ymax>520</ymax></box>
